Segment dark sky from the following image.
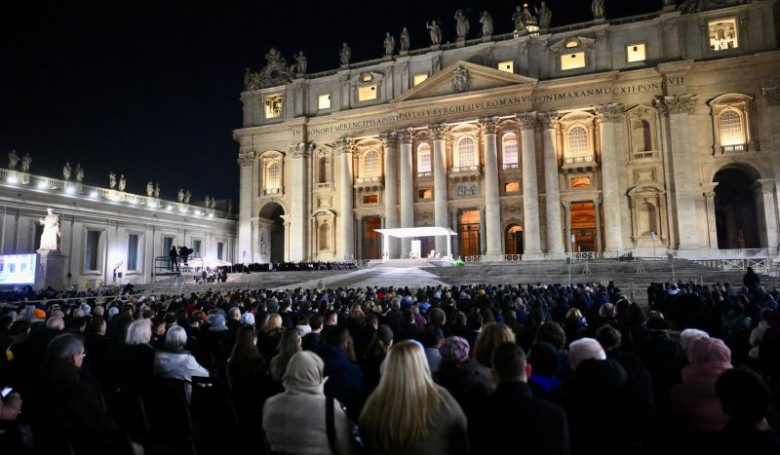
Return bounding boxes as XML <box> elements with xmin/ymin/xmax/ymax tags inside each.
<box><xmin>0</xmin><ymin>1</ymin><xmax>653</xmax><ymax>205</ymax></box>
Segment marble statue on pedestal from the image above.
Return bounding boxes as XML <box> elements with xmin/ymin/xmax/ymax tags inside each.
<box><xmin>146</xmin><ymin>181</ymin><xmax>154</xmax><ymax>197</ymax></box>
<box><xmin>118</xmin><ymin>174</ymin><xmax>126</xmax><ymax>192</ymax></box>
<box><xmin>75</xmin><ymin>163</ymin><xmax>84</xmax><ymax>183</ymax></box>
<box><xmin>7</xmin><ymin>150</ymin><xmax>19</xmax><ymax>169</ymax></box>
<box><xmin>294</xmin><ymin>51</ymin><xmax>307</xmax><ymax>74</ymax></box>
<box><xmin>340</xmin><ymin>42</ymin><xmax>351</xmax><ymax>65</ymax></box>
<box><xmin>454</xmin><ymin>9</ymin><xmax>469</xmax><ymax>39</ymax></box>
<box><xmin>383</xmin><ymin>32</ymin><xmax>395</xmax><ymax>56</ymax></box>
<box><xmin>592</xmin><ymin>0</ymin><xmax>605</xmax><ymax>20</ymax></box>
<box><xmin>109</xmin><ymin>172</ymin><xmax>116</xmax><ymax>189</ymax></box>
<box><xmin>154</xmin><ymin>183</ymin><xmax>160</xmax><ymax>198</ymax></box>
<box><xmin>177</xmin><ymin>188</ymin><xmax>184</xmax><ymax>202</ymax></box>
<box><xmin>537</xmin><ymin>2</ymin><xmax>552</xmax><ymax>29</ymax></box>
<box><xmin>400</xmin><ymin>27</ymin><xmax>410</xmax><ymax>51</ymax></box>
<box><xmin>184</xmin><ymin>190</ymin><xmax>191</xmax><ymax>204</ymax></box>
<box><xmin>62</xmin><ymin>162</ymin><xmax>72</xmax><ymax>180</ymax></box>
<box><xmin>21</xmin><ymin>153</ymin><xmax>31</xmax><ymax>172</ymax></box>
<box><xmin>39</xmin><ymin>208</ymin><xmax>60</xmax><ymax>251</ymax></box>
<box><xmin>426</xmin><ymin>20</ymin><xmax>442</xmax><ymax>45</ymax></box>
<box><xmin>479</xmin><ymin>11</ymin><xmax>494</xmax><ymax>37</ymax></box>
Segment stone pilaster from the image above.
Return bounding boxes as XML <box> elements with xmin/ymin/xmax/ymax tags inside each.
<box><xmin>753</xmin><ymin>179</ymin><xmax>779</xmax><ymax>254</ymax></box>
<box><xmin>337</xmin><ymin>138</ymin><xmax>355</xmax><ymax>260</ymax></box>
<box><xmin>382</xmin><ymin>132</ymin><xmax>400</xmax><ymax>258</ymax></box>
<box><xmin>762</xmin><ymin>86</ymin><xmax>780</xmax><ymax>255</ymax></box>
<box><xmin>563</xmin><ymin>202</ymin><xmax>572</xmax><ymax>253</ymax></box>
<box><xmin>595</xmin><ymin>103</ymin><xmax>625</xmax><ymax>253</ymax></box>
<box><xmin>539</xmin><ymin>112</ymin><xmax>565</xmax><ymax>256</ymax></box>
<box><xmin>702</xmin><ymin>184</ymin><xmax>719</xmax><ymax>249</ymax></box>
<box><xmin>480</xmin><ymin>117</ymin><xmax>502</xmax><ymax>258</ymax></box>
<box><xmin>237</xmin><ymin>151</ymin><xmax>255</xmax><ymax>263</ymax></box>
<box><xmin>518</xmin><ymin>112</ymin><xmax>542</xmax><ymax>257</ymax></box>
<box><xmin>431</xmin><ymin>124</ymin><xmax>450</xmax><ymax>254</ymax></box>
<box><xmin>479</xmin><ymin>206</ymin><xmax>487</xmax><ymax>255</ymax></box>
<box><xmin>450</xmin><ymin>208</ymin><xmax>460</xmax><ymax>259</ymax></box>
<box><xmin>654</xmin><ymin>94</ymin><xmax>701</xmax><ymax>250</ymax></box>
<box><xmin>593</xmin><ymin>199</ymin><xmax>603</xmax><ymax>252</ymax></box>
<box><xmin>398</xmin><ymin>128</ymin><xmax>414</xmax><ymax>257</ymax></box>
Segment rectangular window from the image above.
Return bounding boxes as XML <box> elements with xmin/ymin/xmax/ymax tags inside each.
<box><xmin>709</xmin><ymin>18</ymin><xmax>738</xmax><ymax>51</ymax></box>
<box><xmin>504</xmin><ymin>182</ymin><xmax>520</xmax><ymax>193</ymax></box>
<box><xmin>626</xmin><ymin>43</ymin><xmax>646</xmax><ymax>63</ymax></box>
<box><xmin>413</xmin><ymin>74</ymin><xmax>428</xmax><ymax>86</ymax></box>
<box><xmin>217</xmin><ymin>242</ymin><xmax>224</xmax><ymax>260</ymax></box>
<box><xmin>85</xmin><ymin>230</ymin><xmax>101</xmax><ymax>271</ymax></box>
<box><xmin>127</xmin><ymin>234</ymin><xmax>139</xmax><ymax>271</ymax></box>
<box><xmin>363</xmin><ymin>195</ymin><xmax>378</xmax><ymax>204</ymax></box>
<box><xmin>192</xmin><ymin>239</ymin><xmax>202</xmax><ymax>256</ymax></box>
<box><xmin>561</xmin><ymin>52</ymin><xmax>586</xmax><ymax>70</ymax></box>
<box><xmin>497</xmin><ymin>61</ymin><xmax>514</xmax><ymax>73</ymax></box>
<box><xmin>418</xmin><ymin>189</ymin><xmax>433</xmax><ymax>199</ymax></box>
<box><xmin>264</xmin><ymin>95</ymin><xmax>283</xmax><ymax>118</ymax></box>
<box><xmin>358</xmin><ymin>85</ymin><xmax>377</xmax><ymax>101</ymax></box>
<box><xmin>318</xmin><ymin>93</ymin><xmax>331</xmax><ymax>110</ymax></box>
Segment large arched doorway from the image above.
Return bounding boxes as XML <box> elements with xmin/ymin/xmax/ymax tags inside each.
<box><xmin>259</xmin><ymin>203</ymin><xmax>285</xmax><ymax>263</ymax></box>
<box><xmin>505</xmin><ymin>224</ymin><xmax>524</xmax><ymax>255</ymax></box>
<box><xmin>362</xmin><ymin>216</ymin><xmax>382</xmax><ymax>259</ymax></box>
<box><xmin>714</xmin><ymin>168</ymin><xmax>760</xmax><ymax>249</ymax></box>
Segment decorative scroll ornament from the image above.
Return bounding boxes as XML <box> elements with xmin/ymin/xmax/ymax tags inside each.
<box><xmin>244</xmin><ymin>48</ymin><xmax>293</xmax><ymax>90</ymax></box>
<box><xmin>653</xmin><ymin>94</ymin><xmax>697</xmax><ymax>116</ymax></box>
<box><xmin>595</xmin><ymin>103</ymin><xmax>625</xmax><ymax>123</ymax></box>
<box><xmin>538</xmin><ymin>112</ymin><xmax>560</xmax><ymax>129</ymax></box>
<box><xmin>453</xmin><ymin>65</ymin><xmax>471</xmax><ymax>93</ymax></box>
<box><xmin>430</xmin><ymin>124</ymin><xmax>450</xmax><ymax>141</ymax></box>
<box><xmin>479</xmin><ymin>117</ymin><xmax>498</xmax><ymax>135</ymax></box>
<box><xmin>289</xmin><ymin>142</ymin><xmax>316</xmax><ymax>159</ymax></box>
<box><xmin>397</xmin><ymin>128</ymin><xmax>414</xmax><ymax>144</ymax></box>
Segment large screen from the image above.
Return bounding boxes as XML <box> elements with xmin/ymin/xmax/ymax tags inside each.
<box><xmin>0</xmin><ymin>254</ymin><xmax>37</xmax><ymax>285</ymax></box>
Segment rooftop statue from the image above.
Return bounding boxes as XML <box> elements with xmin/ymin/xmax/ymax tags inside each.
<box><xmin>479</xmin><ymin>11</ymin><xmax>494</xmax><ymax>38</ymax></box>
<box><xmin>400</xmin><ymin>27</ymin><xmax>410</xmax><ymax>51</ymax></box>
<box><xmin>383</xmin><ymin>32</ymin><xmax>395</xmax><ymax>56</ymax></box>
<box><xmin>340</xmin><ymin>42</ymin><xmax>352</xmax><ymax>66</ymax></box>
<box><xmin>7</xmin><ymin>150</ymin><xmax>19</xmax><ymax>169</ymax></box>
<box><xmin>426</xmin><ymin>20</ymin><xmax>442</xmax><ymax>45</ymax></box>
<box><xmin>454</xmin><ymin>9</ymin><xmax>469</xmax><ymax>39</ymax></box>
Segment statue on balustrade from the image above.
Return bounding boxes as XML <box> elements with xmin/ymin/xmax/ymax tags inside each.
<box><xmin>7</xmin><ymin>150</ymin><xmax>19</xmax><ymax>169</ymax></box>
<box><xmin>39</xmin><ymin>208</ymin><xmax>61</xmax><ymax>251</ymax></box>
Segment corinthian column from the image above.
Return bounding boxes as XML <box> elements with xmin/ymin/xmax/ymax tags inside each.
<box><xmin>337</xmin><ymin>138</ymin><xmax>355</xmax><ymax>259</ymax></box>
<box><xmin>382</xmin><ymin>132</ymin><xmax>399</xmax><ymax>258</ymax></box>
<box><xmin>595</xmin><ymin>103</ymin><xmax>624</xmax><ymax>253</ymax></box>
<box><xmin>480</xmin><ymin>117</ymin><xmax>502</xmax><ymax>258</ymax></box>
<box><xmin>539</xmin><ymin>112</ymin><xmax>564</xmax><ymax>256</ymax></box>
<box><xmin>518</xmin><ymin>112</ymin><xmax>541</xmax><ymax>257</ymax></box>
<box><xmin>754</xmin><ymin>179</ymin><xmax>779</xmax><ymax>253</ymax></box>
<box><xmin>654</xmin><ymin>94</ymin><xmax>700</xmax><ymax>250</ymax></box>
<box><xmin>431</xmin><ymin>124</ymin><xmax>450</xmax><ymax>255</ymax></box>
<box><xmin>288</xmin><ymin>142</ymin><xmax>314</xmax><ymax>261</ymax></box>
<box><xmin>398</xmin><ymin>128</ymin><xmax>414</xmax><ymax>257</ymax></box>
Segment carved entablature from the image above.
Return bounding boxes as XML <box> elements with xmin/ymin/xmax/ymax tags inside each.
<box><xmin>653</xmin><ymin>94</ymin><xmax>697</xmax><ymax>116</ymax></box>
<box><xmin>549</xmin><ymin>36</ymin><xmax>596</xmax><ymax>54</ymax></box>
<box><xmin>245</xmin><ymin>48</ymin><xmax>293</xmax><ymax>90</ymax></box>
<box><xmin>594</xmin><ymin>103</ymin><xmax>625</xmax><ymax>123</ymax></box>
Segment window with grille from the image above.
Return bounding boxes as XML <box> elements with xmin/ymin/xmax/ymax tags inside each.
<box><xmin>718</xmin><ymin>109</ymin><xmax>744</xmax><ymax>146</ymax></box>
<box><xmin>267</xmin><ymin>162</ymin><xmax>280</xmax><ymax>189</ymax></box>
<box><xmin>567</xmin><ymin>126</ymin><xmax>589</xmax><ymax>157</ymax></box>
<box><xmin>502</xmin><ymin>133</ymin><xmax>519</xmax><ymax>168</ymax></box>
<box><xmin>364</xmin><ymin>150</ymin><xmax>380</xmax><ymax>177</ymax></box>
<box><xmin>127</xmin><ymin>234</ymin><xmax>139</xmax><ymax>271</ymax></box>
<box><xmin>418</xmin><ymin>144</ymin><xmax>431</xmax><ymax>174</ymax></box>
<box><xmin>458</xmin><ymin>137</ymin><xmax>476</xmax><ymax>168</ymax></box>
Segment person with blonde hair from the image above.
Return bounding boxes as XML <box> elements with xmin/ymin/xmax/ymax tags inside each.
<box><xmin>259</xmin><ymin>313</ymin><xmax>285</xmax><ymax>363</ymax></box>
<box><xmin>471</xmin><ymin>322</ymin><xmax>515</xmax><ymax>392</ymax></box>
<box><xmin>270</xmin><ymin>327</ymin><xmax>302</xmax><ymax>382</ymax></box>
<box><xmin>359</xmin><ymin>340</ymin><xmax>469</xmax><ymax>454</ymax></box>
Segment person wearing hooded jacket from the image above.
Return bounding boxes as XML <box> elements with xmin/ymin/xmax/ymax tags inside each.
<box><xmin>263</xmin><ymin>350</ymin><xmax>356</xmax><ymax>455</ymax></box>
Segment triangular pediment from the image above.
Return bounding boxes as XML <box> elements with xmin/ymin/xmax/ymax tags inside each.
<box><xmin>394</xmin><ymin>60</ymin><xmax>537</xmax><ymax>103</ymax></box>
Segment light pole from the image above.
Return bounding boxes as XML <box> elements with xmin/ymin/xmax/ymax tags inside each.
<box><xmin>568</xmin><ymin>234</ymin><xmax>575</xmax><ymax>286</ymax></box>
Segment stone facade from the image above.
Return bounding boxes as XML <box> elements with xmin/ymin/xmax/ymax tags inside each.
<box><xmin>0</xmin><ymin>169</ymin><xmax>236</xmax><ymax>289</ymax></box>
<box><xmin>236</xmin><ymin>1</ymin><xmax>780</xmax><ymax>262</ymax></box>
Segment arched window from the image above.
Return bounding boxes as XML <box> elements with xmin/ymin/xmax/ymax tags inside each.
<box><xmin>318</xmin><ymin>156</ymin><xmax>328</xmax><ymax>184</ymax></box>
<box><xmin>718</xmin><ymin>109</ymin><xmax>744</xmax><ymax>146</ymax></box>
<box><xmin>318</xmin><ymin>223</ymin><xmax>329</xmax><ymax>250</ymax></box>
<box><xmin>364</xmin><ymin>150</ymin><xmax>380</xmax><ymax>177</ymax></box>
<box><xmin>632</xmin><ymin>120</ymin><xmax>652</xmax><ymax>152</ymax></box>
<box><xmin>458</xmin><ymin>137</ymin><xmax>476</xmax><ymax>168</ymax></box>
<box><xmin>267</xmin><ymin>162</ymin><xmax>280</xmax><ymax>189</ymax></box>
<box><xmin>502</xmin><ymin>133</ymin><xmax>519</xmax><ymax>168</ymax></box>
<box><xmin>567</xmin><ymin>126</ymin><xmax>588</xmax><ymax>157</ymax></box>
<box><xmin>417</xmin><ymin>144</ymin><xmax>431</xmax><ymax>174</ymax></box>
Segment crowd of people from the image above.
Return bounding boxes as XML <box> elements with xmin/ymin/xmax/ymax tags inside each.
<box><xmin>0</xmin><ymin>277</ymin><xmax>778</xmax><ymax>454</ymax></box>
<box><xmin>230</xmin><ymin>261</ymin><xmax>359</xmax><ymax>273</ymax></box>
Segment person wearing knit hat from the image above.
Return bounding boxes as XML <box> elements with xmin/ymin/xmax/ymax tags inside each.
<box><xmin>209</xmin><ymin>314</ymin><xmax>228</xmax><ymax>332</ymax></box>
<box><xmin>32</xmin><ymin>308</ymin><xmax>47</xmax><ymax>321</ymax></box>
<box><xmin>679</xmin><ymin>328</ymin><xmax>709</xmax><ymax>352</ymax></box>
<box><xmin>439</xmin><ymin>336</ymin><xmax>471</xmax><ymax>364</ymax></box>
<box><xmin>568</xmin><ymin>337</ymin><xmax>606</xmax><ymax>371</ymax></box>
<box><xmin>240</xmin><ymin>312</ymin><xmax>255</xmax><ymax>326</ymax></box>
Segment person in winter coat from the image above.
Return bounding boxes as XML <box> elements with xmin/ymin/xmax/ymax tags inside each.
<box><xmin>153</xmin><ymin>326</ymin><xmax>209</xmax><ymax>402</ymax></box>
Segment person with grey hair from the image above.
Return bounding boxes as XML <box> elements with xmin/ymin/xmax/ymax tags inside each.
<box><xmin>119</xmin><ymin>318</ymin><xmax>155</xmax><ymax>393</ymax></box>
<box><xmin>45</xmin><ymin>316</ymin><xmax>65</xmax><ymax>331</ymax></box>
<box><xmin>31</xmin><ymin>333</ymin><xmax>145</xmax><ymax>454</ymax></box>
<box><xmin>153</xmin><ymin>326</ymin><xmax>208</xmax><ymax>402</ymax></box>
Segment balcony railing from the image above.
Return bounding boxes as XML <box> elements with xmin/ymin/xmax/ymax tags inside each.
<box><xmin>631</xmin><ymin>150</ymin><xmax>659</xmax><ymax>161</ymax></box>
<box><xmin>720</xmin><ymin>143</ymin><xmax>748</xmax><ymax>154</ymax></box>
<box><xmin>502</xmin><ymin>163</ymin><xmax>519</xmax><ymax>170</ymax></box>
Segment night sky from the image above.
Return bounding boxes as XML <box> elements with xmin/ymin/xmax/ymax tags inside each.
<box><xmin>1</xmin><ymin>1</ymin><xmax>654</xmax><ymax>206</ymax></box>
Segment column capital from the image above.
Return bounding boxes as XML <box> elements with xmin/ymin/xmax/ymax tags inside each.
<box><xmin>752</xmin><ymin>178</ymin><xmax>776</xmax><ymax>195</ymax></box>
<box><xmin>653</xmin><ymin>93</ymin><xmax>697</xmax><ymax>117</ymax></box>
<box><xmin>429</xmin><ymin>124</ymin><xmax>450</xmax><ymax>140</ymax></box>
<box><xmin>594</xmin><ymin>103</ymin><xmax>625</xmax><ymax>123</ymax></box>
<box><xmin>289</xmin><ymin>141</ymin><xmax>315</xmax><ymax>159</ymax></box>
<box><xmin>538</xmin><ymin>112</ymin><xmax>560</xmax><ymax>129</ymax></box>
<box><xmin>562</xmin><ymin>201</ymin><xmax>571</xmax><ymax>209</ymax></box>
<box><xmin>762</xmin><ymin>86</ymin><xmax>780</xmax><ymax>106</ymax></box>
<box><xmin>478</xmin><ymin>117</ymin><xmax>498</xmax><ymax>135</ymax></box>
<box><xmin>516</xmin><ymin>112</ymin><xmax>538</xmax><ymax>129</ymax></box>
<box><xmin>593</xmin><ymin>199</ymin><xmax>601</xmax><ymax>207</ymax></box>
<box><xmin>237</xmin><ymin>151</ymin><xmax>255</xmax><ymax>166</ymax></box>
<box><xmin>380</xmin><ymin>131</ymin><xmax>399</xmax><ymax>148</ymax></box>
<box><xmin>335</xmin><ymin>137</ymin><xmax>355</xmax><ymax>155</ymax></box>
<box><xmin>397</xmin><ymin>127</ymin><xmax>414</xmax><ymax>144</ymax></box>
